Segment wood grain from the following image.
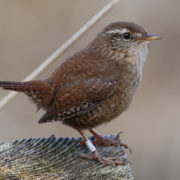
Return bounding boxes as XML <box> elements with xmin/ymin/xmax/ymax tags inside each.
<box><xmin>0</xmin><ymin>135</ymin><xmax>134</xmax><ymax>180</ymax></box>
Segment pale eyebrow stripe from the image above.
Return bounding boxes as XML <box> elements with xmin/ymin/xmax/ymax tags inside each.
<box><xmin>106</xmin><ymin>28</ymin><xmax>128</xmax><ymax>34</ymax></box>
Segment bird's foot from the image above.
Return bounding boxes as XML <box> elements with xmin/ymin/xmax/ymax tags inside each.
<box><xmin>79</xmin><ymin>150</ymin><xmax>126</xmax><ymax>166</ymax></box>
<box><xmin>90</xmin><ymin>131</ymin><xmax>132</xmax><ymax>153</ymax></box>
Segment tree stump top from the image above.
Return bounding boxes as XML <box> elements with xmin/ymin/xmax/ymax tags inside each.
<box><xmin>0</xmin><ymin>135</ymin><xmax>134</xmax><ymax>180</ymax></box>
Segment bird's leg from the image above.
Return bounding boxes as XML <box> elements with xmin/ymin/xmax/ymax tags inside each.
<box><xmin>89</xmin><ymin>129</ymin><xmax>132</xmax><ymax>152</ymax></box>
<box><xmin>76</xmin><ymin>128</ymin><xmax>126</xmax><ymax>166</ymax></box>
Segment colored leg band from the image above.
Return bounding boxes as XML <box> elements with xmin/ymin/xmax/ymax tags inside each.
<box><xmin>85</xmin><ymin>139</ymin><xmax>96</xmax><ymax>152</ymax></box>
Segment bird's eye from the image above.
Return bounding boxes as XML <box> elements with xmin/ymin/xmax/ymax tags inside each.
<box><xmin>122</xmin><ymin>32</ymin><xmax>131</xmax><ymax>41</ymax></box>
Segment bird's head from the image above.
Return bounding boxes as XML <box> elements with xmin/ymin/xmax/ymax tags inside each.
<box><xmin>89</xmin><ymin>22</ymin><xmax>161</xmax><ymax>62</ymax></box>
<box><xmin>87</xmin><ymin>22</ymin><xmax>162</xmax><ymax>78</ymax></box>
<box><xmin>99</xmin><ymin>22</ymin><xmax>161</xmax><ymax>51</ymax></box>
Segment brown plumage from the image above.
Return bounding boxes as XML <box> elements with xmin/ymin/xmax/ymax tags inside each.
<box><xmin>0</xmin><ymin>22</ymin><xmax>161</xmax><ymax>165</ymax></box>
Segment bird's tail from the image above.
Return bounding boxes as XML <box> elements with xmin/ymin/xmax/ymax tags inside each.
<box><xmin>0</xmin><ymin>80</ymin><xmax>54</xmax><ymax>109</ymax></box>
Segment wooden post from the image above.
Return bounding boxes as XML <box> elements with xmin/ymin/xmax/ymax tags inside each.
<box><xmin>0</xmin><ymin>135</ymin><xmax>134</xmax><ymax>179</ymax></box>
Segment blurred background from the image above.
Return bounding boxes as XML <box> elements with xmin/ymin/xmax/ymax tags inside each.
<box><xmin>0</xmin><ymin>0</ymin><xmax>179</xmax><ymax>179</ymax></box>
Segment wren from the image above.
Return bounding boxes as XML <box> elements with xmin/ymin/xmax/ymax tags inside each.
<box><xmin>0</xmin><ymin>22</ymin><xmax>161</xmax><ymax>165</ymax></box>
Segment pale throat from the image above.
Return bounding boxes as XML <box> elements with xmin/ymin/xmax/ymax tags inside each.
<box><xmin>134</xmin><ymin>42</ymin><xmax>149</xmax><ymax>79</ymax></box>
<box><xmin>125</xmin><ymin>41</ymin><xmax>149</xmax><ymax>79</ymax></box>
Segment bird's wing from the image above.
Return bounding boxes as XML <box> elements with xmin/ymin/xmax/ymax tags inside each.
<box><xmin>38</xmin><ymin>51</ymin><xmax>121</xmax><ymax>123</ymax></box>
<box><xmin>39</xmin><ymin>75</ymin><xmax>119</xmax><ymax>123</ymax></box>
<box><xmin>58</xmin><ymin>76</ymin><xmax>118</xmax><ymax>110</ymax></box>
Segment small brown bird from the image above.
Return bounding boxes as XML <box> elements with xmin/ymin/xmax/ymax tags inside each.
<box><xmin>0</xmin><ymin>22</ymin><xmax>161</xmax><ymax>165</ymax></box>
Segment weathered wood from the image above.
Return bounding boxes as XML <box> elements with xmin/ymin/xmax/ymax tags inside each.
<box><xmin>0</xmin><ymin>135</ymin><xmax>134</xmax><ymax>180</ymax></box>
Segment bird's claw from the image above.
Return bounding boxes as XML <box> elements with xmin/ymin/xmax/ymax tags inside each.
<box><xmin>114</xmin><ymin>131</ymin><xmax>124</xmax><ymax>140</ymax></box>
<box><xmin>79</xmin><ymin>150</ymin><xmax>127</xmax><ymax>166</ymax></box>
<box><xmin>91</xmin><ymin>131</ymin><xmax>132</xmax><ymax>153</ymax></box>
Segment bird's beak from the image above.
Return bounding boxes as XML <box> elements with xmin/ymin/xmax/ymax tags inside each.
<box><xmin>141</xmin><ymin>33</ymin><xmax>162</xmax><ymax>41</ymax></box>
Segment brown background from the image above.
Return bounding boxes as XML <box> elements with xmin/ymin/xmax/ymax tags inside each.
<box><xmin>0</xmin><ymin>0</ymin><xmax>179</xmax><ymax>180</ymax></box>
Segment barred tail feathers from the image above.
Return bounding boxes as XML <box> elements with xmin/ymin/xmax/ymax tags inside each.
<box><xmin>0</xmin><ymin>80</ymin><xmax>54</xmax><ymax>109</ymax></box>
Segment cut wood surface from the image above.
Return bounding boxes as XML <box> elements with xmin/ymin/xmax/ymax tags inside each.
<box><xmin>0</xmin><ymin>135</ymin><xmax>134</xmax><ymax>180</ymax></box>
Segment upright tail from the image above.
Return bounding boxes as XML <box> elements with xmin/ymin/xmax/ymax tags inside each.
<box><xmin>0</xmin><ymin>80</ymin><xmax>54</xmax><ymax>110</ymax></box>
